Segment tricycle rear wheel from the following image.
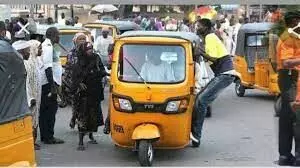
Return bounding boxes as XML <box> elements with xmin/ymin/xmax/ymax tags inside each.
<box><xmin>138</xmin><ymin>140</ymin><xmax>154</xmax><ymax>167</ymax></box>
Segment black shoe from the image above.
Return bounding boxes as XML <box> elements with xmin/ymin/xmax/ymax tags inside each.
<box><xmin>278</xmin><ymin>155</ymin><xmax>295</xmax><ymax>166</ymax></box>
<box><xmin>44</xmin><ymin>137</ymin><xmax>65</xmax><ymax>144</ymax></box>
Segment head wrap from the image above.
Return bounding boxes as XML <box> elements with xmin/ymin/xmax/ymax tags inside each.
<box><xmin>27</xmin><ymin>40</ymin><xmax>41</xmax><ymax>58</ymax></box>
<box><xmin>12</xmin><ymin>40</ymin><xmax>31</xmax><ymax>51</ymax></box>
<box><xmin>102</xmin><ymin>27</ymin><xmax>109</xmax><ymax>32</ymax></box>
<box><xmin>72</xmin><ymin>32</ymin><xmax>88</xmax><ymax>44</ymax></box>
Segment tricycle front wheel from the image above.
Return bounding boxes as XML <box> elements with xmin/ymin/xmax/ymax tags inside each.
<box><xmin>235</xmin><ymin>79</ymin><xmax>246</xmax><ymax>97</ymax></box>
<box><xmin>138</xmin><ymin>140</ymin><xmax>154</xmax><ymax>167</ymax></box>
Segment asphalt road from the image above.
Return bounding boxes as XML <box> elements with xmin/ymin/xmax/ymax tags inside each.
<box><xmin>36</xmin><ymin>84</ymin><xmax>280</xmax><ymax>166</ymax></box>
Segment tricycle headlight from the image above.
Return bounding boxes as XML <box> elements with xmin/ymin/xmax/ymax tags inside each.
<box><xmin>119</xmin><ymin>98</ymin><xmax>132</xmax><ymax>111</ymax></box>
<box><xmin>165</xmin><ymin>99</ymin><xmax>189</xmax><ymax>113</ymax></box>
<box><xmin>113</xmin><ymin>97</ymin><xmax>133</xmax><ymax>111</ymax></box>
<box><xmin>166</xmin><ymin>101</ymin><xmax>181</xmax><ymax>112</ymax></box>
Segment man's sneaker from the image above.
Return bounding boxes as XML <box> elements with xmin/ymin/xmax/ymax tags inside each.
<box><xmin>190</xmin><ymin>132</ymin><xmax>200</xmax><ymax>148</ymax></box>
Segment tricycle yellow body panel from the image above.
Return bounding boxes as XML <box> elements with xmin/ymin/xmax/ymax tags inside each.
<box><xmin>0</xmin><ymin>116</ymin><xmax>36</xmax><ymax>166</ymax></box>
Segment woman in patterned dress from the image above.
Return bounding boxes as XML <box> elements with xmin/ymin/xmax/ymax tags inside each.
<box><xmin>60</xmin><ymin>33</ymin><xmax>87</xmax><ymax>129</ymax></box>
<box><xmin>71</xmin><ymin>42</ymin><xmax>107</xmax><ymax>151</ymax></box>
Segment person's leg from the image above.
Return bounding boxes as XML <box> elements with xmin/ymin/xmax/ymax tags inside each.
<box><xmin>88</xmin><ymin>132</ymin><xmax>98</xmax><ymax>144</ymax></box>
<box><xmin>43</xmin><ymin>84</ymin><xmax>64</xmax><ymax>144</ymax></box>
<box><xmin>39</xmin><ymin>84</ymin><xmax>51</xmax><ymax>142</ymax></box>
<box><xmin>103</xmin><ymin>103</ymin><xmax>110</xmax><ymax>134</ymax></box>
<box><xmin>77</xmin><ymin>132</ymin><xmax>85</xmax><ymax>151</ymax></box>
<box><xmin>103</xmin><ymin>112</ymin><xmax>110</xmax><ymax>134</ymax></box>
<box><xmin>294</xmin><ymin>74</ymin><xmax>300</xmax><ymax>165</ymax></box>
<box><xmin>48</xmin><ymin>93</ymin><xmax>58</xmax><ymax>139</ymax></box>
<box><xmin>69</xmin><ymin>108</ymin><xmax>76</xmax><ymax>129</ymax></box>
<box><xmin>33</xmin><ymin>127</ymin><xmax>40</xmax><ymax>150</ymax></box>
<box><xmin>278</xmin><ymin>100</ymin><xmax>294</xmax><ymax>160</ymax></box>
<box><xmin>278</xmin><ymin>70</ymin><xmax>297</xmax><ymax>165</ymax></box>
<box><xmin>191</xmin><ymin>75</ymin><xmax>235</xmax><ymax>146</ymax></box>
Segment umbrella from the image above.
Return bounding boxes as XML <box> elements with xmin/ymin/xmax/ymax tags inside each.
<box><xmin>91</xmin><ymin>4</ymin><xmax>118</xmax><ymax>13</ymax></box>
<box><xmin>188</xmin><ymin>6</ymin><xmax>217</xmax><ymax>22</ymax></box>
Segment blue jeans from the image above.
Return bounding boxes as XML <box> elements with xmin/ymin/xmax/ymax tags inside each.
<box><xmin>191</xmin><ymin>74</ymin><xmax>235</xmax><ymax>141</ymax></box>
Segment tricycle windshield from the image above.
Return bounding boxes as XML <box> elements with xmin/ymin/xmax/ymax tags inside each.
<box><xmin>246</xmin><ymin>34</ymin><xmax>267</xmax><ymax>47</ymax></box>
<box><xmin>118</xmin><ymin>44</ymin><xmax>186</xmax><ymax>84</ymax></box>
<box><xmin>59</xmin><ymin>34</ymin><xmax>75</xmax><ymax>51</ymax></box>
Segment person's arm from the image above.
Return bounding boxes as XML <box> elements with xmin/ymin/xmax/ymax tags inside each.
<box><xmin>140</xmin><ymin>63</ymin><xmax>147</xmax><ymax>81</ymax></box>
<box><xmin>94</xmin><ymin>37</ymin><xmax>100</xmax><ymax>52</ymax></box>
<box><xmin>42</xmin><ymin>44</ymin><xmax>55</xmax><ymax>87</ymax></box>
<box><xmin>280</xmin><ymin>39</ymin><xmax>299</xmax><ymax>69</ymax></box>
<box><xmin>283</xmin><ymin>58</ymin><xmax>300</xmax><ymax>68</ymax></box>
<box><xmin>24</xmin><ymin>62</ymin><xmax>36</xmax><ymax>107</ymax></box>
<box><xmin>165</xmin><ymin>63</ymin><xmax>176</xmax><ymax>82</ymax></box>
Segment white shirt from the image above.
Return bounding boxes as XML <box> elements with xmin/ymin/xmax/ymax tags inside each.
<box><xmin>6</xmin><ymin>31</ymin><xmax>11</xmax><ymax>40</ymax></box>
<box><xmin>74</xmin><ymin>23</ymin><xmax>83</xmax><ymax>27</ymax></box>
<box><xmin>94</xmin><ymin>35</ymin><xmax>114</xmax><ymax>56</ymax></box>
<box><xmin>140</xmin><ymin>61</ymin><xmax>175</xmax><ymax>83</ymax></box>
<box><xmin>58</xmin><ymin>18</ymin><xmax>66</xmax><ymax>25</ymax></box>
<box><xmin>180</xmin><ymin>24</ymin><xmax>190</xmax><ymax>32</ymax></box>
<box><xmin>41</xmin><ymin>38</ymin><xmax>63</xmax><ymax>86</ymax></box>
<box><xmin>232</xmin><ymin>23</ymin><xmax>241</xmax><ymax>55</ymax></box>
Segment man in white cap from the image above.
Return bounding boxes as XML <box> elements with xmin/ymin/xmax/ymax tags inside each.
<box><xmin>12</xmin><ymin>40</ymin><xmax>30</xmax><ymax>60</ymax></box>
<box><xmin>12</xmin><ymin>40</ymin><xmax>43</xmax><ymax>149</ymax></box>
<box><xmin>94</xmin><ymin>27</ymin><xmax>113</xmax><ymax>66</ymax></box>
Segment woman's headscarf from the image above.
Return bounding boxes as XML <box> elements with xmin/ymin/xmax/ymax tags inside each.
<box><xmin>72</xmin><ymin>32</ymin><xmax>88</xmax><ymax>46</ymax></box>
<box><xmin>27</xmin><ymin>40</ymin><xmax>41</xmax><ymax>58</ymax></box>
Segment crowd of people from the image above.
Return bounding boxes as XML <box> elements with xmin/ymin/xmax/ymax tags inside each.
<box><xmin>0</xmin><ymin>20</ymin><xmax>109</xmax><ymax>151</ymax></box>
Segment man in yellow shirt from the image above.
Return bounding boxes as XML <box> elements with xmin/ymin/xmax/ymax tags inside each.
<box><xmin>191</xmin><ymin>18</ymin><xmax>237</xmax><ymax>147</ymax></box>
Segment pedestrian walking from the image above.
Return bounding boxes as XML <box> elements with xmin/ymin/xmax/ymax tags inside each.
<box><xmin>71</xmin><ymin>42</ymin><xmax>107</xmax><ymax>151</ymax></box>
<box><xmin>62</xmin><ymin>32</ymin><xmax>88</xmax><ymax>128</ymax></box>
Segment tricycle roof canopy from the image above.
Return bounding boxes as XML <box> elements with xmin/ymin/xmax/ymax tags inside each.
<box><xmin>0</xmin><ymin>41</ymin><xmax>30</xmax><ymax>124</ymax></box>
<box><xmin>36</xmin><ymin>24</ymin><xmax>89</xmax><ymax>35</ymax></box>
<box><xmin>239</xmin><ymin>22</ymin><xmax>274</xmax><ymax>34</ymax></box>
<box><xmin>119</xmin><ymin>31</ymin><xmax>201</xmax><ymax>44</ymax></box>
<box><xmin>85</xmin><ymin>21</ymin><xmax>141</xmax><ymax>31</ymax></box>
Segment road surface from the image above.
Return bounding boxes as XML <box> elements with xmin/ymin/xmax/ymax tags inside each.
<box><xmin>36</xmin><ymin>85</ymin><xmax>279</xmax><ymax>166</ymax></box>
